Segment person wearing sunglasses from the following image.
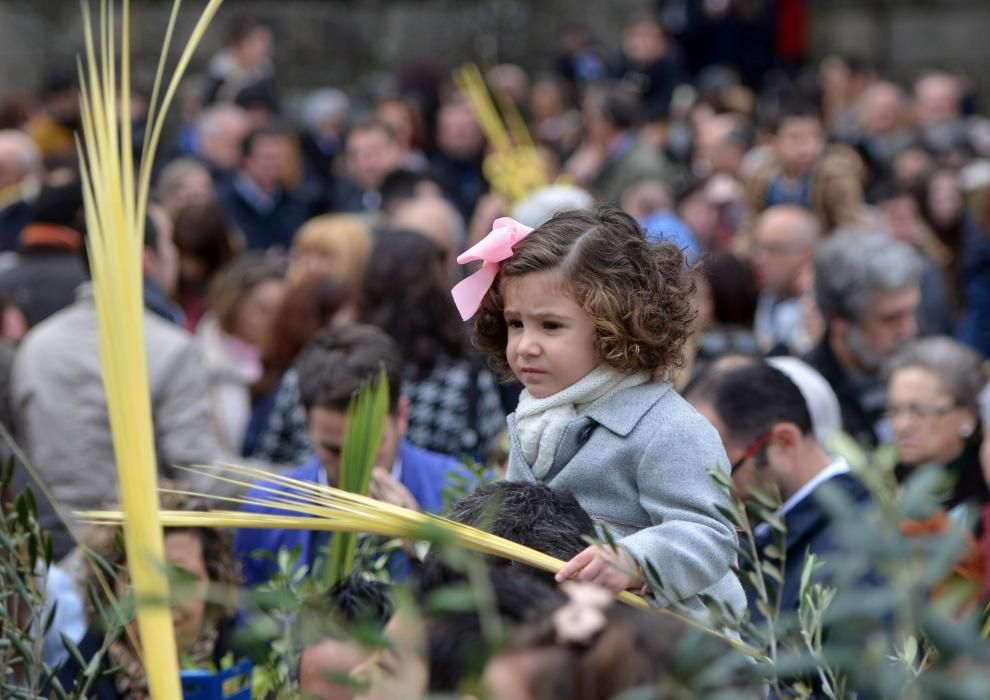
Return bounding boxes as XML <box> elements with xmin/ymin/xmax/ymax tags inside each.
<box><xmin>687</xmin><ymin>360</ymin><xmax>872</xmax><ymax>617</ymax></box>
<box><xmin>885</xmin><ymin>336</ymin><xmax>988</xmax><ymax>522</ymax></box>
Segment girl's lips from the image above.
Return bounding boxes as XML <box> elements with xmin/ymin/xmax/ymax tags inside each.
<box><xmin>521</xmin><ymin>368</ymin><xmax>545</xmax><ymax>375</ymax></box>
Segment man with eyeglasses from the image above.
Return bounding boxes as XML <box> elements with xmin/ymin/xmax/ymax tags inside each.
<box><xmin>687</xmin><ymin>360</ymin><xmax>873</xmax><ymax>618</ymax></box>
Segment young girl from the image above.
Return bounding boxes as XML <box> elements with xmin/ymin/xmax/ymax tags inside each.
<box><xmin>452</xmin><ymin>205</ymin><xmax>745</xmax><ymax>614</ymax></box>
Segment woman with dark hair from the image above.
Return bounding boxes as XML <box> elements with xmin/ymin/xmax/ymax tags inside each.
<box><xmin>693</xmin><ymin>251</ymin><xmax>762</xmax><ymax>363</ymax></box>
<box><xmin>246</xmin><ymin>274</ymin><xmax>358</xmax><ymax>466</ymax></box>
<box><xmin>360</xmin><ymin>229</ymin><xmax>504</xmax><ymax>460</ymax></box>
<box><xmin>172</xmin><ymin>202</ymin><xmax>241</xmax><ymax>331</ymax></box>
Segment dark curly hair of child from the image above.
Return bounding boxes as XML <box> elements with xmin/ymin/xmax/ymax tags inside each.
<box><xmin>474</xmin><ymin>204</ymin><xmax>696</xmax><ymax>379</ymax></box>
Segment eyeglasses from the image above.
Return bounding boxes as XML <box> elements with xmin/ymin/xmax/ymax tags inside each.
<box><xmin>883</xmin><ymin>403</ymin><xmax>957</xmax><ymax>422</ymax></box>
<box><xmin>730</xmin><ymin>431</ymin><xmax>771</xmax><ymax>474</ymax></box>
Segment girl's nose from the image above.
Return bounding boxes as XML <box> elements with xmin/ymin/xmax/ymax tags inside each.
<box><xmin>518</xmin><ymin>331</ymin><xmax>539</xmax><ymax>356</ymax></box>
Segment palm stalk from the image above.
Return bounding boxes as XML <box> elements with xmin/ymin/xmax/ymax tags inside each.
<box><xmin>78</xmin><ymin>462</ymin><xmax>767</xmax><ymax>661</ymax></box>
<box><xmin>324</xmin><ymin>369</ymin><xmax>389</xmax><ymax>586</ymax></box>
<box><xmin>75</xmin><ymin>1</ymin><xmax>224</xmax><ymax>696</ymax></box>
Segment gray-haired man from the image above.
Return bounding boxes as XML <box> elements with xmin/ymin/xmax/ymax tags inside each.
<box><xmin>804</xmin><ymin>228</ymin><xmax>923</xmax><ymax>445</ymax></box>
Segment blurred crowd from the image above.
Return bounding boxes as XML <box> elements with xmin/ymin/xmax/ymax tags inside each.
<box><xmin>2</xmin><ymin>2</ymin><xmax>990</xmax><ymax>697</ymax></box>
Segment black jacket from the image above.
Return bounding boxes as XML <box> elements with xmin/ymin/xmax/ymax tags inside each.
<box><xmin>803</xmin><ymin>333</ymin><xmax>884</xmax><ymax>447</ymax></box>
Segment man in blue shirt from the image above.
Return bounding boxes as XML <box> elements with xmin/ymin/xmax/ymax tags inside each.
<box><xmin>235</xmin><ymin>324</ymin><xmax>467</xmax><ymax>586</ymax></box>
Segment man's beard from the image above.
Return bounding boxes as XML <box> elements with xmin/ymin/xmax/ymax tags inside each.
<box><xmin>845</xmin><ymin>323</ymin><xmax>885</xmax><ymax>374</ymax></box>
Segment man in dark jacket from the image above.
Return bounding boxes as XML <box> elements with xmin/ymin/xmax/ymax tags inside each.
<box><xmin>216</xmin><ymin>125</ymin><xmax>310</xmax><ymax>251</ymax></box>
<box><xmin>803</xmin><ymin>228</ymin><xmax>923</xmax><ymax>446</ymax></box>
<box><xmin>689</xmin><ymin>360</ymin><xmax>873</xmax><ymax>618</ymax></box>
<box><xmin>0</xmin><ymin>181</ymin><xmax>88</xmax><ymax>328</ymax></box>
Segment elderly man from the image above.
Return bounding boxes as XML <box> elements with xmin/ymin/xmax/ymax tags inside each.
<box><xmin>0</xmin><ymin>130</ymin><xmax>43</xmax><ymax>251</ymax></box>
<box><xmin>752</xmin><ymin>205</ymin><xmax>820</xmax><ymax>354</ymax></box>
<box><xmin>195</xmin><ymin>103</ymin><xmax>251</xmax><ymax>184</ymax></box>
<box><xmin>804</xmin><ymin>228</ymin><xmax>923</xmax><ymax>445</ymax></box>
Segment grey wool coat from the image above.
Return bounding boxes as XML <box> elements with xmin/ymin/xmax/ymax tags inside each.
<box><xmin>506</xmin><ymin>380</ymin><xmax>747</xmax><ymax>616</ymax></box>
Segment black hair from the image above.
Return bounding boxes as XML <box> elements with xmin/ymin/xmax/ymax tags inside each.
<box><xmin>328</xmin><ymin>572</ymin><xmax>392</xmax><ymax>627</ymax></box>
<box><xmin>442</xmin><ymin>481</ymin><xmax>595</xmax><ymax>583</ymax></box>
<box><xmin>359</xmin><ymin>230</ymin><xmax>466</xmax><ymax>377</ymax></box>
<box><xmin>867</xmin><ymin>177</ymin><xmax>912</xmax><ymax>206</ymax></box>
<box><xmin>380</xmin><ymin>169</ymin><xmax>441</xmax><ymax>213</ymax></box>
<box><xmin>772</xmin><ymin>97</ymin><xmax>823</xmax><ymax>134</ymax></box>
<box><xmin>240</xmin><ymin>125</ymin><xmax>290</xmax><ymax>159</ymax></box>
<box><xmin>700</xmin><ymin>252</ymin><xmax>759</xmax><ymax>328</ymax></box>
<box><xmin>411</xmin><ymin>562</ymin><xmax>564</xmax><ymax>693</ymax></box>
<box><xmin>29</xmin><ymin>181</ymin><xmax>84</xmax><ymax>228</ymax></box>
<box><xmin>693</xmin><ymin>361</ymin><xmax>813</xmax><ymax>446</ymax></box>
<box><xmin>674</xmin><ymin>176</ymin><xmax>709</xmax><ymax>208</ymax></box>
<box><xmin>589</xmin><ymin>82</ymin><xmax>642</xmax><ymax>131</ymax></box>
<box><xmin>40</xmin><ymin>67</ymin><xmax>77</xmax><ymax>98</ymax></box>
<box><xmin>295</xmin><ymin>323</ymin><xmax>403</xmax><ymax>415</ymax></box>
<box><xmin>227</xmin><ymin>14</ymin><xmax>272</xmax><ymax>45</ymax></box>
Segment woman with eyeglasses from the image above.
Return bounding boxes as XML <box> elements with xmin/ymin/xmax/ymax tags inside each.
<box><xmin>885</xmin><ymin>336</ymin><xmax>990</xmax><ymax>521</ymax></box>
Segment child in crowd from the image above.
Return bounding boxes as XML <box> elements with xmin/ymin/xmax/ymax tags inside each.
<box><xmin>452</xmin><ymin>205</ymin><xmax>745</xmax><ymax>614</ymax></box>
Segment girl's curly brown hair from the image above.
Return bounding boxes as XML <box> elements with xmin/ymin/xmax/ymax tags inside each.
<box><xmin>474</xmin><ymin>204</ymin><xmax>696</xmax><ymax>379</ymax></box>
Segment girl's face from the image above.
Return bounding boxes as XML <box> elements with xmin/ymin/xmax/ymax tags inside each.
<box><xmin>502</xmin><ymin>269</ymin><xmax>601</xmax><ymax>398</ymax></box>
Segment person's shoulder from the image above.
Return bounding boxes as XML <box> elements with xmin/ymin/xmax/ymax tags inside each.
<box><xmin>15</xmin><ymin>297</ymin><xmax>88</xmax><ymax>356</ymax></box>
<box><xmin>142</xmin><ymin>311</ymin><xmax>197</xmax><ymax>363</ymax></box>
<box><xmin>400</xmin><ymin>439</ymin><xmax>462</xmax><ymax>475</ymax></box>
<box><xmin>243</xmin><ymin>460</ymin><xmax>321</xmax><ymax>512</ymax></box>
<box><xmin>816</xmin><ymin>470</ymin><xmax>873</xmax><ymax>508</ymax></box>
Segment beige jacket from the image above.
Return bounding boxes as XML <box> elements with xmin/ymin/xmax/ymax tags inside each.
<box><xmin>12</xmin><ymin>285</ymin><xmax>249</xmax><ymax>558</ymax></box>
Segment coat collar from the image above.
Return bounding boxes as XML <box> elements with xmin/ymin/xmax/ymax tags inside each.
<box><xmin>583</xmin><ymin>379</ymin><xmax>672</xmax><ymax>436</ymax></box>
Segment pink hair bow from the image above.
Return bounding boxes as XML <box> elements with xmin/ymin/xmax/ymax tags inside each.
<box><xmin>451</xmin><ymin>217</ymin><xmax>534</xmax><ymax>321</ymax></box>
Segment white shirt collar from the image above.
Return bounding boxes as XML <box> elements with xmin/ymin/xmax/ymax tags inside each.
<box><xmin>753</xmin><ymin>457</ymin><xmax>850</xmax><ymax>539</ymax></box>
<box><xmin>780</xmin><ymin>457</ymin><xmax>851</xmax><ymax>517</ymax></box>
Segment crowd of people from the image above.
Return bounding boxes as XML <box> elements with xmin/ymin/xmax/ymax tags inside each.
<box><xmin>2</xmin><ymin>4</ymin><xmax>990</xmax><ymax>698</ymax></box>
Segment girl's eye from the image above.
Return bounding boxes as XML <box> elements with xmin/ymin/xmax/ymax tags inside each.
<box><xmin>543</xmin><ymin>322</ymin><xmax>561</xmax><ymax>330</ymax></box>
<box><xmin>506</xmin><ymin>319</ymin><xmax>523</xmax><ymax>329</ymax></box>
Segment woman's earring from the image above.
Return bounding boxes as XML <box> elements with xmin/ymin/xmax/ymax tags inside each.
<box><xmin>960</xmin><ymin>424</ymin><xmax>975</xmax><ymax>438</ymax></box>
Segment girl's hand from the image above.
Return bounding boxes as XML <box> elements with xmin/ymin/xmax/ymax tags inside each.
<box><xmin>555</xmin><ymin>545</ymin><xmax>645</xmax><ymax>594</ymax></box>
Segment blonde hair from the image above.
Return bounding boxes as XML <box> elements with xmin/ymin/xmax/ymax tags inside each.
<box><xmin>288</xmin><ymin>214</ymin><xmax>373</xmax><ymax>287</ymax></box>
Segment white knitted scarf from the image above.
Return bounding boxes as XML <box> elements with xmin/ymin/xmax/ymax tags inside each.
<box><xmin>515</xmin><ymin>363</ymin><xmax>650</xmax><ymax>479</ymax></box>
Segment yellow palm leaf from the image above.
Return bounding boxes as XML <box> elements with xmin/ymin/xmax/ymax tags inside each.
<box><xmin>77</xmin><ymin>1</ymin><xmax>224</xmax><ymax>696</ymax></box>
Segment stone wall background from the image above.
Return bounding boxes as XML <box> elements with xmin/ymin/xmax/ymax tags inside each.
<box><xmin>0</xmin><ymin>0</ymin><xmax>988</xmax><ymax>108</ymax></box>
